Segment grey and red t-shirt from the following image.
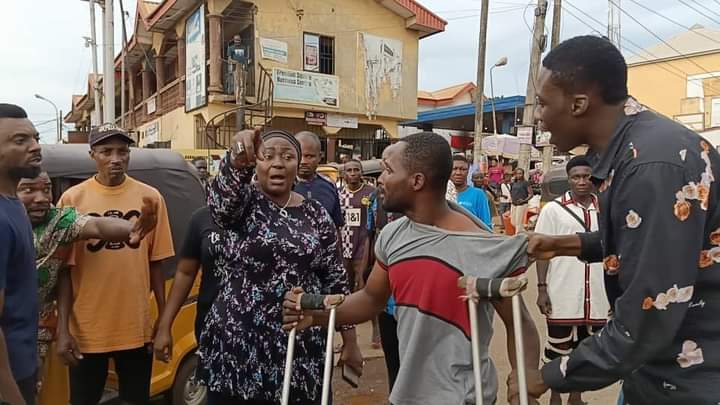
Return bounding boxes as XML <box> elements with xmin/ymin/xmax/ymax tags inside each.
<box><xmin>374</xmin><ymin>201</ymin><xmax>529</xmax><ymax>405</ymax></box>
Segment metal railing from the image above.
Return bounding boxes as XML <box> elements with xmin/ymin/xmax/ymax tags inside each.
<box><xmin>202</xmin><ymin>63</ymin><xmax>274</xmax><ymax>149</ymax></box>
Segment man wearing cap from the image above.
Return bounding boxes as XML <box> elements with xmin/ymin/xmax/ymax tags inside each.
<box><xmin>57</xmin><ymin>125</ymin><xmax>175</xmax><ymax>405</ymax></box>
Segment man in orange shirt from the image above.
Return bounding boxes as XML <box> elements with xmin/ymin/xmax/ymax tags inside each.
<box><xmin>57</xmin><ymin>125</ymin><xmax>174</xmax><ymax>405</ymax></box>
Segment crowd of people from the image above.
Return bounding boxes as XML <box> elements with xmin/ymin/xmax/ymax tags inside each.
<box><xmin>0</xmin><ymin>34</ymin><xmax>717</xmax><ymax>405</ymax></box>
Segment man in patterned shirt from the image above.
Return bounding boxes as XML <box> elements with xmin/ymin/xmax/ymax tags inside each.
<box><xmin>16</xmin><ymin>172</ymin><xmax>156</xmax><ymax>404</ymax></box>
<box><xmin>339</xmin><ymin>159</ymin><xmax>376</xmax><ymax>290</ymax></box>
<box><xmin>519</xmin><ymin>35</ymin><xmax>720</xmax><ymax>404</ymax></box>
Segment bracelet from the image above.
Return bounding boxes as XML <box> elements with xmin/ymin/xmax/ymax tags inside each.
<box><xmin>537</xmin><ymin>283</ymin><xmax>548</xmax><ymax>288</ymax></box>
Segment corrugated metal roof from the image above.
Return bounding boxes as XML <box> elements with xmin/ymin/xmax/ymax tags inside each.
<box><xmin>401</xmin><ymin>95</ymin><xmax>525</xmax><ymax>126</ymax></box>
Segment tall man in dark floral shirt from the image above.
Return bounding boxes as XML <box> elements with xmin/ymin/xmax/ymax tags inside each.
<box><xmin>519</xmin><ymin>35</ymin><xmax>720</xmax><ymax>404</ymax></box>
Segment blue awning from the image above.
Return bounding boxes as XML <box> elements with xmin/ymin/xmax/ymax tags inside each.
<box><xmin>401</xmin><ymin>95</ymin><xmax>526</xmax><ymax>127</ymax></box>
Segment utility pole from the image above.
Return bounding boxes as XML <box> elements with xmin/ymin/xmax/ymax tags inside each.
<box><xmin>541</xmin><ymin>0</ymin><xmax>562</xmax><ymax>172</ymax></box>
<box><xmin>119</xmin><ymin>0</ymin><xmax>128</xmax><ymax>129</ymax></box>
<box><xmin>517</xmin><ymin>0</ymin><xmax>548</xmax><ymax>173</ymax></box>
<box><xmin>102</xmin><ymin>0</ymin><xmax>115</xmax><ymax>125</ymax></box>
<box><xmin>88</xmin><ymin>0</ymin><xmax>102</xmax><ymax>127</ymax></box>
<box><xmin>608</xmin><ymin>0</ymin><xmax>622</xmax><ymax>50</ymax></box>
<box><xmin>551</xmin><ymin>0</ymin><xmax>562</xmax><ymax>48</ymax></box>
<box><xmin>472</xmin><ymin>0</ymin><xmax>490</xmax><ymax>164</ymax></box>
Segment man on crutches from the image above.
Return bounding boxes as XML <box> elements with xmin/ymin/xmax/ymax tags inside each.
<box><xmin>282</xmin><ymin>132</ymin><xmax>541</xmax><ymax>404</ymax></box>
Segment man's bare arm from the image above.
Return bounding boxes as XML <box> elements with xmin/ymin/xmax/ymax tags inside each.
<box><xmin>492</xmin><ymin>296</ymin><xmax>540</xmax><ymax>370</ymax></box>
<box><xmin>283</xmin><ymin>262</ymin><xmax>390</xmax><ymax>330</ymax></box>
<box><xmin>150</xmin><ymin>261</ymin><xmax>167</xmax><ymax>325</ymax></box>
<box><xmin>79</xmin><ymin>217</ymin><xmax>132</xmax><ymax>242</ymax></box>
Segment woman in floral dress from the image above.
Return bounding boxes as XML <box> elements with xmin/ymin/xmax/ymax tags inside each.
<box><xmin>199</xmin><ymin>129</ymin><xmax>351</xmax><ymax>404</ymax></box>
<box><xmin>16</xmin><ymin>172</ymin><xmax>156</xmax><ymax>403</ymax></box>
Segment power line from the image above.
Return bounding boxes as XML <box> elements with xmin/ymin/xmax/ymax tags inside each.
<box><xmin>562</xmin><ymin>3</ymin><xmax>720</xmax><ymax>95</ymax></box>
<box><xmin>683</xmin><ymin>0</ymin><xmax>720</xmax><ymax>23</ymax></box>
<box><xmin>625</xmin><ymin>0</ymin><xmax>720</xmax><ymax>47</ymax></box>
<box><xmin>445</xmin><ymin>7</ymin><xmax>526</xmax><ymax>21</ymax></box>
<box><xmin>566</xmin><ymin>0</ymin><xmax>720</xmax><ymax>88</ymax></box>
<box><xmin>607</xmin><ymin>0</ymin><xmax>720</xmax><ymax>79</ymax></box>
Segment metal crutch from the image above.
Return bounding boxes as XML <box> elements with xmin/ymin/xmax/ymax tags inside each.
<box><xmin>459</xmin><ymin>275</ymin><xmax>529</xmax><ymax>405</ymax></box>
<box><xmin>466</xmin><ymin>291</ymin><xmax>485</xmax><ymax>405</ymax></box>
<box><xmin>282</xmin><ymin>293</ymin><xmax>345</xmax><ymax>405</ymax></box>
<box><xmin>512</xmin><ymin>293</ymin><xmax>529</xmax><ymax>405</ymax></box>
<box><xmin>281</xmin><ymin>328</ymin><xmax>297</xmax><ymax>405</ymax></box>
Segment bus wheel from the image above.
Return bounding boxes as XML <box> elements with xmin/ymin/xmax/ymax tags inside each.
<box><xmin>172</xmin><ymin>354</ymin><xmax>207</xmax><ymax>405</ymax></box>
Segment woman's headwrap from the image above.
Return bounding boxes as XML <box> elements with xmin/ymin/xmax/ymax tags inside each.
<box><xmin>262</xmin><ymin>129</ymin><xmax>302</xmax><ymax>166</ymax></box>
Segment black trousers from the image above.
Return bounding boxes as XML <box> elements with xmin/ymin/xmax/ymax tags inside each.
<box><xmin>378</xmin><ymin>311</ymin><xmax>400</xmax><ymax>393</ymax></box>
<box><xmin>17</xmin><ymin>372</ymin><xmax>37</xmax><ymax>405</ymax></box>
<box><xmin>69</xmin><ymin>345</ymin><xmax>152</xmax><ymax>405</ymax></box>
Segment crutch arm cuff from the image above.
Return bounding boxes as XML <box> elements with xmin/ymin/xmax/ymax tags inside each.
<box><xmin>299</xmin><ymin>293</ymin><xmax>346</xmax><ymax>310</ymax></box>
<box><xmin>457</xmin><ymin>276</ymin><xmax>505</xmax><ymax>299</ymax></box>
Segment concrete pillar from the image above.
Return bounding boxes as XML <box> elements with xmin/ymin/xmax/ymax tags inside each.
<box><xmin>155</xmin><ymin>55</ymin><xmax>166</xmax><ymax>108</ymax></box>
<box><xmin>128</xmin><ymin>67</ymin><xmax>136</xmax><ymax>108</ymax></box>
<box><xmin>176</xmin><ymin>35</ymin><xmax>186</xmax><ymax>106</ymax></box>
<box><xmin>155</xmin><ymin>55</ymin><xmax>166</xmax><ymax>90</ymax></box>
<box><xmin>141</xmin><ymin>65</ymin><xmax>152</xmax><ymax>101</ymax></box>
<box><xmin>326</xmin><ymin>138</ymin><xmax>337</xmax><ymax>163</ymax></box>
<box><xmin>207</xmin><ymin>13</ymin><xmax>223</xmax><ymax>94</ymax></box>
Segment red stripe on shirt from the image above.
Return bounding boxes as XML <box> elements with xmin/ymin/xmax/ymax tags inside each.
<box><xmin>388</xmin><ymin>257</ymin><xmax>472</xmax><ymax>338</ymax></box>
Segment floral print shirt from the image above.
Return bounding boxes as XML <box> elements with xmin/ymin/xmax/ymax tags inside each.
<box><xmin>198</xmin><ymin>155</ymin><xmax>351</xmax><ymax>402</ymax></box>
<box><xmin>541</xmin><ymin>98</ymin><xmax>720</xmax><ymax>403</ymax></box>
<box><xmin>34</xmin><ymin>207</ymin><xmax>89</xmax><ymax>360</ymax></box>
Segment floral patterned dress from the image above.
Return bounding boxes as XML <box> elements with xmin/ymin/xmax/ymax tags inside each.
<box><xmin>198</xmin><ymin>155</ymin><xmax>351</xmax><ymax>402</ymax></box>
<box><xmin>34</xmin><ymin>207</ymin><xmax>89</xmax><ymax>362</ymax></box>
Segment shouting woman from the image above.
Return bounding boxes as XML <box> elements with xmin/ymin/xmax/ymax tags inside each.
<box><xmin>198</xmin><ymin>129</ymin><xmax>355</xmax><ymax>404</ymax></box>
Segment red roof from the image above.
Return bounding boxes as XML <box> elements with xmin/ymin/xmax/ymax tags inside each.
<box><xmin>376</xmin><ymin>0</ymin><xmax>447</xmax><ymax>38</ymax></box>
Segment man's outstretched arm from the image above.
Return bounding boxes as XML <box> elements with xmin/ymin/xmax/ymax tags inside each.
<box><xmin>283</xmin><ymin>262</ymin><xmax>391</xmax><ymax>330</ymax></box>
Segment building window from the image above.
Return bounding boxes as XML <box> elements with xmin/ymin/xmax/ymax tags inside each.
<box><xmin>712</xmin><ymin>97</ymin><xmax>720</xmax><ymax>128</ymax></box>
<box><xmin>304</xmin><ymin>33</ymin><xmax>334</xmax><ymax>75</ymax></box>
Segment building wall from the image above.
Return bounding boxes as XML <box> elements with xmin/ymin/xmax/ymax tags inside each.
<box><xmin>628</xmin><ymin>53</ymin><xmax>720</xmax><ymax>128</ymax></box>
<box><xmin>253</xmin><ymin>0</ymin><xmax>420</xmax><ymax>126</ymax></box>
<box><xmin>136</xmin><ymin>106</ymin><xmax>197</xmax><ymax>149</ymax></box>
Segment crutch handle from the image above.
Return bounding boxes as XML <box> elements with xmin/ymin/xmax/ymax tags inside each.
<box><xmin>458</xmin><ymin>276</ymin><xmax>528</xmax><ymax>299</ymax></box>
<box><xmin>299</xmin><ymin>293</ymin><xmax>345</xmax><ymax>310</ymax></box>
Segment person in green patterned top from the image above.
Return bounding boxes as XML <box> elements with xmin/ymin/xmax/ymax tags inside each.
<box><xmin>15</xmin><ymin>172</ymin><xmax>157</xmax><ymax>385</ymax></box>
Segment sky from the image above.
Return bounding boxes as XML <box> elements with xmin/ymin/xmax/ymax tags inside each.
<box><xmin>1</xmin><ymin>0</ymin><xmax>718</xmax><ymax>143</ymax></box>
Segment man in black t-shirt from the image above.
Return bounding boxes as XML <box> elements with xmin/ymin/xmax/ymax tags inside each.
<box><xmin>154</xmin><ymin>207</ymin><xmax>220</xmax><ymax>360</ymax></box>
<box><xmin>510</xmin><ymin>168</ymin><xmax>533</xmax><ymax>232</ymax></box>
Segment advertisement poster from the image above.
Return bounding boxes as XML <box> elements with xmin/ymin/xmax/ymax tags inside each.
<box><xmin>304</xmin><ymin>111</ymin><xmax>327</xmax><ymax>126</ymax></box>
<box><xmin>516</xmin><ymin>125</ymin><xmax>534</xmax><ymax>145</ymax></box>
<box><xmin>304</xmin><ymin>33</ymin><xmax>320</xmax><ymax>72</ymax></box>
<box><xmin>185</xmin><ymin>5</ymin><xmax>206</xmax><ymax>112</ymax></box>
<box><xmin>273</xmin><ymin>68</ymin><xmax>339</xmax><ymax>108</ymax></box>
<box><xmin>361</xmin><ymin>33</ymin><xmax>403</xmax><ymax>119</ymax></box>
<box><xmin>326</xmin><ymin>113</ymin><xmax>358</xmax><ymax>129</ymax></box>
<box><xmin>535</xmin><ymin>131</ymin><xmax>552</xmax><ymax>147</ymax></box>
<box><xmin>260</xmin><ymin>37</ymin><xmax>288</xmax><ymax>64</ymax></box>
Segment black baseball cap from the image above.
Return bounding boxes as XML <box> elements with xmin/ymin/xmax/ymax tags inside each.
<box><xmin>89</xmin><ymin>124</ymin><xmax>135</xmax><ymax>147</ymax></box>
